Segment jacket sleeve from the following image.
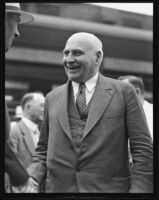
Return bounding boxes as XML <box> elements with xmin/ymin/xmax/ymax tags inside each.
<box><xmin>5</xmin><ymin>141</ymin><xmax>29</xmax><ymax>186</ymax></box>
<box><xmin>5</xmin><ymin>104</ymin><xmax>29</xmax><ymax>186</ymax></box>
<box><xmin>123</xmin><ymin>84</ymin><xmax>153</xmax><ymax>193</ymax></box>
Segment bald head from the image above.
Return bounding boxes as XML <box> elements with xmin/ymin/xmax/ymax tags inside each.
<box><xmin>21</xmin><ymin>92</ymin><xmax>45</xmax><ymax>124</ymax></box>
<box><xmin>66</xmin><ymin>32</ymin><xmax>103</xmax><ymax>53</ymax></box>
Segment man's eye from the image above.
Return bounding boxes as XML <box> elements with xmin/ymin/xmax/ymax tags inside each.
<box><xmin>73</xmin><ymin>51</ymin><xmax>82</xmax><ymax>56</ymax></box>
<box><xmin>64</xmin><ymin>51</ymin><xmax>69</xmax><ymax>56</ymax></box>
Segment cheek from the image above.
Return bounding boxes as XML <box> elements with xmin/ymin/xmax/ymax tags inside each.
<box><xmin>9</xmin><ymin>22</ymin><xmax>17</xmax><ymax>37</ymax></box>
<box><xmin>5</xmin><ymin>29</ymin><xmax>11</xmax><ymax>41</ymax></box>
<box><xmin>37</xmin><ymin>107</ymin><xmax>43</xmax><ymax>114</ymax></box>
<box><xmin>62</xmin><ymin>57</ymin><xmax>67</xmax><ymax>66</ymax></box>
<box><xmin>84</xmin><ymin>60</ymin><xmax>97</xmax><ymax>76</ymax></box>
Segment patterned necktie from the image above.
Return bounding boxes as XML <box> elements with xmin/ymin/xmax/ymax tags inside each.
<box><xmin>76</xmin><ymin>83</ymin><xmax>86</xmax><ymax>114</ymax></box>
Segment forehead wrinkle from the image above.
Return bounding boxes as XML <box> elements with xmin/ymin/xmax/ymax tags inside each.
<box><xmin>65</xmin><ymin>41</ymin><xmax>92</xmax><ymax>52</ymax></box>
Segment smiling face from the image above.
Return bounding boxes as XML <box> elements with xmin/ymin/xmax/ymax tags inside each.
<box><xmin>63</xmin><ymin>33</ymin><xmax>103</xmax><ymax>83</ymax></box>
<box><xmin>5</xmin><ymin>12</ymin><xmax>20</xmax><ymax>52</ymax></box>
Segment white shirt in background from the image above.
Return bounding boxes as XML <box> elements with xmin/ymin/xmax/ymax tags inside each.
<box><xmin>143</xmin><ymin>100</ymin><xmax>153</xmax><ymax>140</ymax></box>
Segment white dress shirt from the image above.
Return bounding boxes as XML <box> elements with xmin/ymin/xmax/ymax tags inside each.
<box><xmin>143</xmin><ymin>100</ymin><xmax>153</xmax><ymax>140</ymax></box>
<box><xmin>22</xmin><ymin>117</ymin><xmax>40</xmax><ymax>146</ymax></box>
<box><xmin>72</xmin><ymin>72</ymin><xmax>98</xmax><ymax>105</ymax></box>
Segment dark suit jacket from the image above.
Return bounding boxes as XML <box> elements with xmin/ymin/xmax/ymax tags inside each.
<box><xmin>28</xmin><ymin>74</ymin><xmax>153</xmax><ymax>193</ymax></box>
<box><xmin>9</xmin><ymin>120</ymin><xmax>36</xmax><ymax>169</ymax></box>
<box><xmin>5</xmin><ymin>103</ymin><xmax>29</xmax><ymax>186</ymax></box>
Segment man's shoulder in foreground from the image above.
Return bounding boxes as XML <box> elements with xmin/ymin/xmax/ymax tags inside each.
<box><xmin>46</xmin><ymin>83</ymin><xmax>67</xmax><ymax>99</ymax></box>
<box><xmin>100</xmin><ymin>74</ymin><xmax>135</xmax><ymax>91</ymax></box>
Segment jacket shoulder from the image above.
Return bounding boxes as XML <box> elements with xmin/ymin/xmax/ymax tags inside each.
<box><xmin>46</xmin><ymin>83</ymin><xmax>67</xmax><ymax>99</ymax></box>
<box><xmin>100</xmin><ymin>75</ymin><xmax>137</xmax><ymax>101</ymax></box>
<box><xmin>10</xmin><ymin>121</ymin><xmax>22</xmax><ymax>137</ymax></box>
<box><xmin>101</xmin><ymin>75</ymin><xmax>135</xmax><ymax>92</ymax></box>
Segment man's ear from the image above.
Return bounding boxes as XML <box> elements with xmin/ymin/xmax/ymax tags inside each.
<box><xmin>26</xmin><ymin>103</ymin><xmax>31</xmax><ymax>111</ymax></box>
<box><xmin>135</xmin><ymin>87</ymin><xmax>141</xmax><ymax>95</ymax></box>
<box><xmin>96</xmin><ymin>51</ymin><xmax>103</xmax><ymax>65</ymax></box>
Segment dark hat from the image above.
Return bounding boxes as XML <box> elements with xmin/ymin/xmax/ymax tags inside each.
<box><xmin>5</xmin><ymin>3</ymin><xmax>34</xmax><ymax>24</ymax></box>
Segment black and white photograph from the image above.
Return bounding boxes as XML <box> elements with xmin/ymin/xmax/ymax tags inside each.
<box><xmin>3</xmin><ymin>2</ymin><xmax>158</xmax><ymax>199</ymax></box>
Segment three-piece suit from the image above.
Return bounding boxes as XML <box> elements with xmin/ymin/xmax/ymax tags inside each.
<box><xmin>28</xmin><ymin>74</ymin><xmax>153</xmax><ymax>193</ymax></box>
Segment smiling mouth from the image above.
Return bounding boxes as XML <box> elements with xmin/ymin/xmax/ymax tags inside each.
<box><xmin>67</xmin><ymin>64</ymin><xmax>80</xmax><ymax>69</ymax></box>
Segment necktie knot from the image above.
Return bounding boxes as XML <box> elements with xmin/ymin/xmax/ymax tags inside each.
<box><xmin>79</xmin><ymin>83</ymin><xmax>86</xmax><ymax>93</ymax></box>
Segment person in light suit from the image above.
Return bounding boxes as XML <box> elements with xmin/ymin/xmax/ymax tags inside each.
<box><xmin>9</xmin><ymin>92</ymin><xmax>45</xmax><ymax>192</ymax></box>
<box><xmin>5</xmin><ymin>2</ymin><xmax>34</xmax><ymax>192</ymax></box>
<box><xmin>27</xmin><ymin>32</ymin><xmax>153</xmax><ymax>193</ymax></box>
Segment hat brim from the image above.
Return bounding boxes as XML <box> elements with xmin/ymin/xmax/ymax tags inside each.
<box><xmin>6</xmin><ymin>10</ymin><xmax>34</xmax><ymax>24</ymax></box>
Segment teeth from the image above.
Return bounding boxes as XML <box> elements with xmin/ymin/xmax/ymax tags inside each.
<box><xmin>70</xmin><ymin>68</ymin><xmax>78</xmax><ymax>70</ymax></box>
<box><xmin>68</xmin><ymin>67</ymin><xmax>78</xmax><ymax>69</ymax></box>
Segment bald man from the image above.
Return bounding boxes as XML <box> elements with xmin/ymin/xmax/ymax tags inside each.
<box><xmin>9</xmin><ymin>92</ymin><xmax>45</xmax><ymax>192</ymax></box>
<box><xmin>27</xmin><ymin>32</ymin><xmax>153</xmax><ymax>193</ymax></box>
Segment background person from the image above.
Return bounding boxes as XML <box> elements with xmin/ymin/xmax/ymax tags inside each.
<box><xmin>118</xmin><ymin>75</ymin><xmax>153</xmax><ymax>140</ymax></box>
<box><xmin>9</xmin><ymin>92</ymin><xmax>45</xmax><ymax>192</ymax></box>
<box><xmin>27</xmin><ymin>32</ymin><xmax>153</xmax><ymax>193</ymax></box>
<box><xmin>5</xmin><ymin>2</ymin><xmax>34</xmax><ymax>192</ymax></box>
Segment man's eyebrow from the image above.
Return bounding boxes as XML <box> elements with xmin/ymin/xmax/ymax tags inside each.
<box><xmin>73</xmin><ymin>49</ymin><xmax>83</xmax><ymax>52</ymax></box>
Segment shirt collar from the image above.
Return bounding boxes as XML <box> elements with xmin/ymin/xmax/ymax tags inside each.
<box><xmin>72</xmin><ymin>72</ymin><xmax>98</xmax><ymax>93</ymax></box>
<box><xmin>85</xmin><ymin>72</ymin><xmax>98</xmax><ymax>92</ymax></box>
<box><xmin>22</xmin><ymin>116</ymin><xmax>38</xmax><ymax>132</ymax></box>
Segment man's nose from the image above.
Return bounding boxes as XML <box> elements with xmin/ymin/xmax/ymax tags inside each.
<box><xmin>66</xmin><ymin>54</ymin><xmax>75</xmax><ymax>62</ymax></box>
<box><xmin>15</xmin><ymin>29</ymin><xmax>20</xmax><ymax>38</ymax></box>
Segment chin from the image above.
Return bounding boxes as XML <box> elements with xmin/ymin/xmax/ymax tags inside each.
<box><xmin>69</xmin><ymin>77</ymin><xmax>82</xmax><ymax>83</ymax></box>
<box><xmin>68</xmin><ymin>74</ymin><xmax>82</xmax><ymax>82</ymax></box>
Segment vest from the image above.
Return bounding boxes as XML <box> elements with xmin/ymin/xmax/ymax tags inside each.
<box><xmin>68</xmin><ymin>83</ymin><xmax>92</xmax><ymax>155</ymax></box>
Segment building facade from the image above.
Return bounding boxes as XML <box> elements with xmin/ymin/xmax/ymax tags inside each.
<box><xmin>5</xmin><ymin>3</ymin><xmax>153</xmax><ymax>120</ymax></box>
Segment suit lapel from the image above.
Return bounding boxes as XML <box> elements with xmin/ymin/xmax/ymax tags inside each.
<box><xmin>83</xmin><ymin>74</ymin><xmax>115</xmax><ymax>140</ymax></box>
<box><xmin>57</xmin><ymin>81</ymin><xmax>72</xmax><ymax>141</ymax></box>
<box><xmin>19</xmin><ymin>121</ymin><xmax>35</xmax><ymax>156</ymax></box>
